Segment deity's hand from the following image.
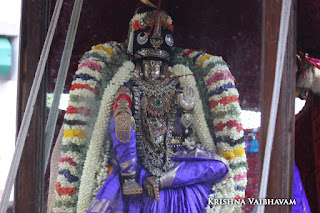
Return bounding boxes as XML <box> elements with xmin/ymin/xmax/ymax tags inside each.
<box><xmin>114</xmin><ymin>108</ymin><xmax>135</xmax><ymax>143</ymax></box>
<box><xmin>178</xmin><ymin>86</ymin><xmax>195</xmax><ymax>111</ymax></box>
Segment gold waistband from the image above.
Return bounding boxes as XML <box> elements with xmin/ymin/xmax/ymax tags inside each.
<box><xmin>170</xmin><ymin>137</ymin><xmax>183</xmax><ymax>145</ymax></box>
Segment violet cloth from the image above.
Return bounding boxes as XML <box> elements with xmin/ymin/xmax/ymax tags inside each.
<box><xmin>87</xmin><ymin>119</ymin><xmax>229</xmax><ymax>213</ymax></box>
<box><xmin>292</xmin><ymin>161</ymin><xmax>311</xmax><ymax>213</ymax></box>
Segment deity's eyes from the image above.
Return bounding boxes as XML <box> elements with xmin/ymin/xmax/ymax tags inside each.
<box><xmin>165</xmin><ymin>34</ymin><xmax>174</xmax><ymax>47</ymax></box>
<box><xmin>137</xmin><ymin>32</ymin><xmax>148</xmax><ymax>45</ymax></box>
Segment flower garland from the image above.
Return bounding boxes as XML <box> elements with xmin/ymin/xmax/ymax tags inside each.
<box><xmin>196</xmin><ymin>51</ymin><xmax>247</xmax><ymax>211</ymax></box>
<box><xmin>53</xmin><ymin>42</ymin><xmax>122</xmax><ymax>213</ymax></box>
<box><xmin>76</xmin><ymin>61</ymin><xmax>134</xmax><ymax>212</ymax></box>
<box><xmin>172</xmin><ymin>48</ymin><xmax>248</xmax><ymax>212</ymax></box>
<box><xmin>52</xmin><ymin>41</ymin><xmax>247</xmax><ymax>212</ymax></box>
<box><xmin>129</xmin><ymin>11</ymin><xmax>173</xmax><ymax>32</ymax></box>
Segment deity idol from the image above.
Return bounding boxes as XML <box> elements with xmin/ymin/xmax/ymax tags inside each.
<box><xmin>50</xmin><ymin>6</ymin><xmax>247</xmax><ymax>213</ymax></box>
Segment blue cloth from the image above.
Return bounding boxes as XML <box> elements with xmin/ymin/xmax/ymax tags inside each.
<box><xmin>87</xmin><ymin>119</ymin><xmax>228</xmax><ymax>213</ymax></box>
<box><xmin>292</xmin><ymin>161</ymin><xmax>311</xmax><ymax>213</ymax></box>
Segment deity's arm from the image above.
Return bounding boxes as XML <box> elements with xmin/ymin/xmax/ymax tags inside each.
<box><xmin>113</xmin><ymin>85</ymin><xmax>135</xmax><ymax>143</ymax></box>
<box><xmin>111</xmin><ymin>84</ymin><xmax>142</xmax><ymax>195</ymax></box>
<box><xmin>109</xmin><ymin>118</ymin><xmax>137</xmax><ymax>176</ymax></box>
<box><xmin>112</xmin><ymin>85</ymin><xmax>137</xmax><ymax>176</ymax></box>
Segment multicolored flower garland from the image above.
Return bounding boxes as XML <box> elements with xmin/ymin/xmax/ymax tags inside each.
<box><xmin>179</xmin><ymin>49</ymin><xmax>247</xmax><ymax>212</ymax></box>
<box><xmin>52</xmin><ymin>42</ymin><xmax>247</xmax><ymax>213</ymax></box>
<box><xmin>77</xmin><ymin>61</ymin><xmax>134</xmax><ymax>212</ymax></box>
<box><xmin>53</xmin><ymin>42</ymin><xmax>125</xmax><ymax>213</ymax></box>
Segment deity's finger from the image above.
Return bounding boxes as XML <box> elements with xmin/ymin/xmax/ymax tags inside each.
<box><xmin>122</xmin><ymin>131</ymin><xmax>126</xmax><ymax>143</ymax></box>
<box><xmin>122</xmin><ymin>131</ymin><xmax>125</xmax><ymax>143</ymax></box>
<box><xmin>126</xmin><ymin>132</ymin><xmax>130</xmax><ymax>142</ymax></box>
<box><xmin>119</xmin><ymin>131</ymin><xmax>123</xmax><ymax>143</ymax></box>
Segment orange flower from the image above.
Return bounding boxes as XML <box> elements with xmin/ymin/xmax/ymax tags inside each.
<box><xmin>56</xmin><ymin>182</ymin><xmax>61</xmax><ymax>191</ymax></box>
<box><xmin>60</xmin><ymin>188</ymin><xmax>68</xmax><ymax>196</ymax></box>
<box><xmin>68</xmin><ymin>188</ymin><xmax>76</xmax><ymax>196</ymax></box>
<box><xmin>235</xmin><ymin>195</ymin><xmax>244</xmax><ymax>200</ymax></box>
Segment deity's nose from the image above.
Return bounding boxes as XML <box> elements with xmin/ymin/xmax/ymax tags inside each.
<box><xmin>150</xmin><ymin>11</ymin><xmax>166</xmax><ymax>49</ymax></box>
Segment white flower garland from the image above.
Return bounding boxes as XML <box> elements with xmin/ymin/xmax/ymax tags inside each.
<box><xmin>207</xmin><ymin>78</ymin><xmax>235</xmax><ymax>91</ymax></box>
<box><xmin>72</xmin><ymin>79</ymin><xmax>97</xmax><ymax>88</ymax></box>
<box><xmin>69</xmin><ymin>89</ymin><xmax>96</xmax><ymax>97</ymax></box>
<box><xmin>53</xmin><ymin>207</ymin><xmax>74</xmax><ymax>213</ymax></box>
<box><xmin>93</xmin><ymin>152</ymin><xmax>109</xmax><ymax>196</ymax></box>
<box><xmin>62</xmin><ymin>137</ymin><xmax>85</xmax><ymax>146</ymax></box>
<box><xmin>75</xmin><ymin>67</ymin><xmax>102</xmax><ymax>81</ymax></box>
<box><xmin>204</xmin><ymin>64</ymin><xmax>230</xmax><ymax>81</ymax></box>
<box><xmin>206</xmin><ymin>177</ymin><xmax>237</xmax><ymax>213</ymax></box>
<box><xmin>60</xmin><ymin>151</ymin><xmax>80</xmax><ymax>162</ymax></box>
<box><xmin>66</xmin><ymin>101</ymin><xmax>87</xmax><ymax>109</ymax></box>
<box><xmin>77</xmin><ymin>61</ymin><xmax>134</xmax><ymax>213</ymax></box>
<box><xmin>209</xmin><ymin>89</ymin><xmax>240</xmax><ymax>102</ymax></box>
<box><xmin>64</xmin><ymin>113</ymin><xmax>90</xmax><ymax>122</ymax></box>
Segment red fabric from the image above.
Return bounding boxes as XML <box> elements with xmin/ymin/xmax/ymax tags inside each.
<box><xmin>295</xmin><ymin>95</ymin><xmax>320</xmax><ymax>213</ymax></box>
<box><xmin>112</xmin><ymin>94</ymin><xmax>132</xmax><ymax>112</ymax></box>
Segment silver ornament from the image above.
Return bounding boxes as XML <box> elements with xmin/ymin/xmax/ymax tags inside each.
<box><xmin>165</xmin><ymin>34</ymin><xmax>174</xmax><ymax>47</ymax></box>
<box><xmin>137</xmin><ymin>32</ymin><xmax>149</xmax><ymax>45</ymax></box>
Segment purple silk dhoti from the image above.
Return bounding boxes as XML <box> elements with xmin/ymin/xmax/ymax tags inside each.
<box><xmin>87</xmin><ymin>119</ymin><xmax>228</xmax><ymax>213</ymax></box>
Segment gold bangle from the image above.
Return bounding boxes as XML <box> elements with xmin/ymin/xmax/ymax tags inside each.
<box><xmin>115</xmin><ymin>86</ymin><xmax>133</xmax><ymax>99</ymax></box>
<box><xmin>114</xmin><ymin>106</ymin><xmax>131</xmax><ymax>117</ymax></box>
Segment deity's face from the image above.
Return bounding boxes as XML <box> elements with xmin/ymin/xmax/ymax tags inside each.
<box><xmin>130</xmin><ymin>8</ymin><xmax>174</xmax><ymax>62</ymax></box>
<box><xmin>142</xmin><ymin>60</ymin><xmax>162</xmax><ymax>81</ymax></box>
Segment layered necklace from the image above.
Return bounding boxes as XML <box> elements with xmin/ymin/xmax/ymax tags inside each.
<box><xmin>132</xmin><ymin>77</ymin><xmax>177</xmax><ymax>177</ymax></box>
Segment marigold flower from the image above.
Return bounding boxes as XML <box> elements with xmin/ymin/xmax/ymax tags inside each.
<box><xmin>234</xmin><ymin>147</ymin><xmax>245</xmax><ymax>157</ymax></box>
<box><xmin>222</xmin><ymin>151</ymin><xmax>235</xmax><ymax>160</ymax></box>
<box><xmin>198</xmin><ymin>54</ymin><xmax>212</xmax><ymax>68</ymax></box>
